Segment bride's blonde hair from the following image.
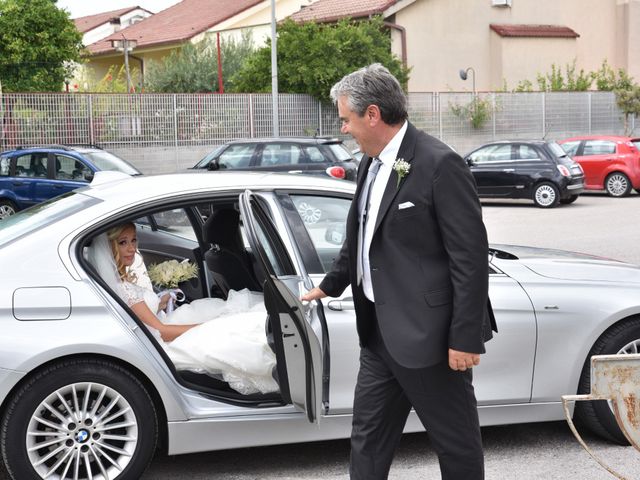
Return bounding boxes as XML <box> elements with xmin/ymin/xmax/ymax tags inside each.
<box><xmin>107</xmin><ymin>222</ymin><xmax>138</xmax><ymax>283</ymax></box>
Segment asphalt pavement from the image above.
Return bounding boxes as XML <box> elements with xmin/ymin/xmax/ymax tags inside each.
<box><xmin>2</xmin><ymin>191</ymin><xmax>640</xmax><ymax>479</ymax></box>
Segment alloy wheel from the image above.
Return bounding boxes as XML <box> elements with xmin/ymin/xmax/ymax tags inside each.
<box><xmin>533</xmin><ymin>183</ymin><xmax>558</xmax><ymax>208</ymax></box>
<box><xmin>605</xmin><ymin>173</ymin><xmax>630</xmax><ymax>197</ymax></box>
<box><xmin>0</xmin><ymin>203</ymin><xmax>16</xmax><ymax>219</ymax></box>
<box><xmin>26</xmin><ymin>382</ymin><xmax>139</xmax><ymax>480</ymax></box>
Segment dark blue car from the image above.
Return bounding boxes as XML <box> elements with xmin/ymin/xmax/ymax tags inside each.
<box><xmin>0</xmin><ymin>145</ymin><xmax>140</xmax><ymax>218</ymax></box>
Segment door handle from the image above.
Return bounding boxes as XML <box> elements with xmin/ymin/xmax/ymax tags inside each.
<box><xmin>502</xmin><ymin>168</ymin><xmax>515</xmax><ymax>172</ymax></box>
<box><xmin>287</xmin><ymin>170</ymin><xmax>303</xmax><ymax>174</ymax></box>
<box><xmin>327</xmin><ymin>297</ymin><xmax>355</xmax><ymax>311</ymax></box>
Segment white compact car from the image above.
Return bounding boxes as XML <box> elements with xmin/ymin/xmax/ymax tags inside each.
<box><xmin>0</xmin><ymin>171</ymin><xmax>638</xmax><ymax>480</ymax></box>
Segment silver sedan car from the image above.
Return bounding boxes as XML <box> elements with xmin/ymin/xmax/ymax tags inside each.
<box><xmin>0</xmin><ymin>171</ymin><xmax>638</xmax><ymax>480</ymax></box>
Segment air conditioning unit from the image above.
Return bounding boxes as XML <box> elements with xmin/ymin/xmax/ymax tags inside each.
<box><xmin>492</xmin><ymin>0</ymin><xmax>512</xmax><ymax>6</ymax></box>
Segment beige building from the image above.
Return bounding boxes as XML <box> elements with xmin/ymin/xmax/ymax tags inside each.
<box><xmin>291</xmin><ymin>0</ymin><xmax>640</xmax><ymax>92</ymax></box>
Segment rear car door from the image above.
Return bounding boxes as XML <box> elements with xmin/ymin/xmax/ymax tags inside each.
<box><xmin>466</xmin><ymin>144</ymin><xmax>515</xmax><ymax>196</ymax></box>
<box><xmin>578</xmin><ymin>140</ymin><xmax>618</xmax><ymax>187</ymax></box>
<box><xmin>11</xmin><ymin>153</ymin><xmax>51</xmax><ymax>207</ymax></box>
<box><xmin>240</xmin><ymin>191</ymin><xmax>328</xmax><ymax>422</ymax></box>
<box><xmin>50</xmin><ymin>154</ymin><xmax>89</xmax><ymax>197</ymax></box>
<box><xmin>255</xmin><ymin>143</ymin><xmax>305</xmax><ymax>174</ymax></box>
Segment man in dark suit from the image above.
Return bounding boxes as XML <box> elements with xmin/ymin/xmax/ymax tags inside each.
<box><xmin>302</xmin><ymin>64</ymin><xmax>496</xmax><ymax>480</ymax></box>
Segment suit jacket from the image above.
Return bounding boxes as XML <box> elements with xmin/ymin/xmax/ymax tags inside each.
<box><xmin>319</xmin><ymin>122</ymin><xmax>496</xmax><ymax>368</ymax></box>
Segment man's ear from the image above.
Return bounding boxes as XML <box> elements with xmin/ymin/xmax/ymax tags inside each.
<box><xmin>366</xmin><ymin>104</ymin><xmax>382</xmax><ymax>126</ymax></box>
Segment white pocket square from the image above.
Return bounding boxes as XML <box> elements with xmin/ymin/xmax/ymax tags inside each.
<box><xmin>398</xmin><ymin>201</ymin><xmax>415</xmax><ymax>210</ymax></box>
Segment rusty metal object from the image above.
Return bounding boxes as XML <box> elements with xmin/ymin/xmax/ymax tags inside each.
<box><xmin>562</xmin><ymin>353</ymin><xmax>640</xmax><ymax>480</ymax></box>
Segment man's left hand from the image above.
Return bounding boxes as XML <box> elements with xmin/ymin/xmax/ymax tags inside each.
<box><xmin>448</xmin><ymin>348</ymin><xmax>480</xmax><ymax>371</ymax></box>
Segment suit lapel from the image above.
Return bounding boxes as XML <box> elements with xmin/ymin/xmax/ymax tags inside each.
<box><xmin>373</xmin><ymin>123</ymin><xmax>418</xmax><ymax>234</ymax></box>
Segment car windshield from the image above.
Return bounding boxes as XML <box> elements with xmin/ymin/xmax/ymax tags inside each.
<box><xmin>0</xmin><ymin>192</ymin><xmax>99</xmax><ymax>248</ymax></box>
<box><xmin>193</xmin><ymin>145</ymin><xmax>225</xmax><ymax>168</ymax></box>
<box><xmin>81</xmin><ymin>151</ymin><xmax>140</xmax><ymax>175</ymax></box>
<box><xmin>548</xmin><ymin>142</ymin><xmax>568</xmax><ymax>158</ymax></box>
<box><xmin>328</xmin><ymin>144</ymin><xmax>353</xmax><ymax>161</ymax></box>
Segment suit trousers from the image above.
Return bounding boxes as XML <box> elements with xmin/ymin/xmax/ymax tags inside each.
<box><xmin>349</xmin><ymin>301</ymin><xmax>484</xmax><ymax>480</ymax></box>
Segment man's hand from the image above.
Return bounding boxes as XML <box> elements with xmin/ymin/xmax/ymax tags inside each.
<box><xmin>301</xmin><ymin>287</ymin><xmax>328</xmax><ymax>302</ymax></box>
<box><xmin>448</xmin><ymin>348</ymin><xmax>480</xmax><ymax>371</ymax></box>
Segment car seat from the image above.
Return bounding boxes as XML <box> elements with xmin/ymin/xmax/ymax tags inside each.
<box><xmin>202</xmin><ymin>209</ymin><xmax>261</xmax><ymax>298</ymax></box>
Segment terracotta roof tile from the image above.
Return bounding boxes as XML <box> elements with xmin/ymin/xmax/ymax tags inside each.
<box><xmin>86</xmin><ymin>0</ymin><xmax>263</xmax><ymax>55</ymax></box>
<box><xmin>490</xmin><ymin>24</ymin><xmax>579</xmax><ymax>38</ymax></box>
<box><xmin>290</xmin><ymin>0</ymin><xmax>398</xmax><ymax>23</ymax></box>
<box><xmin>73</xmin><ymin>7</ymin><xmax>144</xmax><ymax>33</ymax></box>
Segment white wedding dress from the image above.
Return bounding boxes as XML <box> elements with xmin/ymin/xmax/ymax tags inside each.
<box><xmin>88</xmin><ymin>234</ymin><xmax>279</xmax><ymax>395</ymax></box>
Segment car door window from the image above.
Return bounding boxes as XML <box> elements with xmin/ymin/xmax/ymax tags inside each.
<box><xmin>290</xmin><ymin>194</ymin><xmax>351</xmax><ymax>272</ymax></box>
<box><xmin>0</xmin><ymin>157</ymin><xmax>9</xmax><ymax>176</ymax></box>
<box><xmin>261</xmin><ymin>144</ymin><xmax>302</xmax><ymax>166</ymax></box>
<box><xmin>304</xmin><ymin>146</ymin><xmax>326</xmax><ymax>164</ymax></box>
<box><xmin>16</xmin><ymin>153</ymin><xmax>47</xmax><ymax>178</ymax></box>
<box><xmin>218</xmin><ymin>144</ymin><xmax>256</xmax><ymax>169</ymax></box>
<box><xmin>468</xmin><ymin>145</ymin><xmax>511</xmax><ymax>164</ymax></box>
<box><xmin>140</xmin><ymin>208</ymin><xmax>197</xmax><ymax>241</ymax></box>
<box><xmin>515</xmin><ymin>145</ymin><xmax>539</xmax><ymax>160</ymax></box>
<box><xmin>583</xmin><ymin>140</ymin><xmax>616</xmax><ymax>155</ymax></box>
<box><xmin>54</xmin><ymin>155</ymin><xmax>85</xmax><ymax>181</ymax></box>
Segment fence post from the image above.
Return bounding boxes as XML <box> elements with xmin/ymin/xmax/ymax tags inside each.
<box><xmin>318</xmin><ymin>100</ymin><xmax>323</xmax><ymax>136</ymax></box>
<box><xmin>541</xmin><ymin>92</ymin><xmax>546</xmax><ymax>138</ymax></box>
<box><xmin>437</xmin><ymin>93</ymin><xmax>443</xmax><ymax>140</ymax></box>
<box><xmin>173</xmin><ymin>94</ymin><xmax>178</xmax><ymax>171</ymax></box>
<box><xmin>492</xmin><ymin>93</ymin><xmax>496</xmax><ymax>140</ymax></box>
<box><xmin>249</xmin><ymin>94</ymin><xmax>255</xmax><ymax>138</ymax></box>
<box><xmin>88</xmin><ymin>95</ymin><xmax>94</xmax><ymax>146</ymax></box>
<box><xmin>588</xmin><ymin>92</ymin><xmax>592</xmax><ymax>135</ymax></box>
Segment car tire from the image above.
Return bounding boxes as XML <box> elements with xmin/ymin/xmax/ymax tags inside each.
<box><xmin>575</xmin><ymin>317</ymin><xmax>640</xmax><ymax>445</ymax></box>
<box><xmin>532</xmin><ymin>182</ymin><xmax>560</xmax><ymax>208</ymax></box>
<box><xmin>559</xmin><ymin>195</ymin><xmax>579</xmax><ymax>205</ymax></box>
<box><xmin>604</xmin><ymin>172</ymin><xmax>632</xmax><ymax>197</ymax></box>
<box><xmin>1</xmin><ymin>358</ymin><xmax>158</xmax><ymax>480</ymax></box>
<box><xmin>0</xmin><ymin>199</ymin><xmax>17</xmax><ymax>219</ymax></box>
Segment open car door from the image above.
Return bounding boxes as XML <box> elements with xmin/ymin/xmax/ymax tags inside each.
<box><xmin>239</xmin><ymin>190</ymin><xmax>328</xmax><ymax>423</ymax></box>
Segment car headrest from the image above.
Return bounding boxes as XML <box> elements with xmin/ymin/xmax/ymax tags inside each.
<box><xmin>202</xmin><ymin>209</ymin><xmax>242</xmax><ymax>250</ymax></box>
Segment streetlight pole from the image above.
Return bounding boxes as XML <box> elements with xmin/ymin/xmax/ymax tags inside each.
<box><xmin>111</xmin><ymin>36</ymin><xmax>138</xmax><ymax>93</ymax></box>
<box><xmin>270</xmin><ymin>0</ymin><xmax>279</xmax><ymax>136</ymax></box>
<box><xmin>459</xmin><ymin>67</ymin><xmax>476</xmax><ymax>98</ymax></box>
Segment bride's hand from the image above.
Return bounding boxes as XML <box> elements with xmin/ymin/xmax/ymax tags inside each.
<box><xmin>158</xmin><ymin>293</ymin><xmax>171</xmax><ymax>312</ymax></box>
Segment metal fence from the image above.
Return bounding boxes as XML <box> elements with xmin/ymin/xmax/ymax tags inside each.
<box><xmin>0</xmin><ymin>91</ymin><xmax>634</xmax><ymax>174</ymax></box>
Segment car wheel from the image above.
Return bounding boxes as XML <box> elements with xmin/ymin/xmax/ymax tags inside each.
<box><xmin>297</xmin><ymin>202</ymin><xmax>322</xmax><ymax>224</ymax></box>
<box><xmin>1</xmin><ymin>358</ymin><xmax>158</xmax><ymax>480</ymax></box>
<box><xmin>0</xmin><ymin>199</ymin><xmax>17</xmax><ymax>219</ymax></box>
<box><xmin>559</xmin><ymin>195</ymin><xmax>579</xmax><ymax>205</ymax></box>
<box><xmin>532</xmin><ymin>182</ymin><xmax>559</xmax><ymax>208</ymax></box>
<box><xmin>605</xmin><ymin>172</ymin><xmax>631</xmax><ymax>197</ymax></box>
<box><xmin>575</xmin><ymin>317</ymin><xmax>640</xmax><ymax>445</ymax></box>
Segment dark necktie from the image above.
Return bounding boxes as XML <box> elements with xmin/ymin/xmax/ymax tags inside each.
<box><xmin>357</xmin><ymin>157</ymin><xmax>383</xmax><ymax>284</ymax></box>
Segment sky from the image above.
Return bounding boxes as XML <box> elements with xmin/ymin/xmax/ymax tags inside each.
<box><xmin>56</xmin><ymin>0</ymin><xmax>181</xmax><ymax>19</ymax></box>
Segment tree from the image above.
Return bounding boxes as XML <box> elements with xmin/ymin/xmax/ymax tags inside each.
<box><xmin>615</xmin><ymin>85</ymin><xmax>640</xmax><ymax>135</ymax></box>
<box><xmin>0</xmin><ymin>0</ymin><xmax>83</xmax><ymax>92</ymax></box>
<box><xmin>230</xmin><ymin>17</ymin><xmax>410</xmax><ymax>103</ymax></box>
<box><xmin>145</xmin><ymin>31</ymin><xmax>255</xmax><ymax>93</ymax></box>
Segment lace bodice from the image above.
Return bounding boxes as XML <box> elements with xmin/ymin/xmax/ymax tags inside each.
<box><xmin>119</xmin><ymin>280</ymin><xmax>160</xmax><ymax>313</ymax></box>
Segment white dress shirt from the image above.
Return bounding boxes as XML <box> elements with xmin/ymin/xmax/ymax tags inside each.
<box><xmin>362</xmin><ymin>121</ymin><xmax>408</xmax><ymax>301</ymax></box>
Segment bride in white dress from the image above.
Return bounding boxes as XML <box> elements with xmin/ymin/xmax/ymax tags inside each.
<box><xmin>87</xmin><ymin>223</ymin><xmax>279</xmax><ymax>395</ymax></box>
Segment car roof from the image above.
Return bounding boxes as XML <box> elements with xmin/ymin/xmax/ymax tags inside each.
<box><xmin>222</xmin><ymin>137</ymin><xmax>344</xmax><ymax>145</ymax></box>
<box><xmin>81</xmin><ymin>171</ymin><xmax>356</xmax><ymax>206</ymax></box>
<box><xmin>1</xmin><ymin>144</ymin><xmax>104</xmax><ymax>155</ymax></box>
<box><xmin>558</xmin><ymin>135</ymin><xmax>640</xmax><ymax>142</ymax></box>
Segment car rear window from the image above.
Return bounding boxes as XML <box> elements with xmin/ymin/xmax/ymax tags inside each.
<box><xmin>548</xmin><ymin>142</ymin><xmax>568</xmax><ymax>158</ymax></box>
<box><xmin>0</xmin><ymin>156</ymin><xmax>8</xmax><ymax>176</ymax></box>
<box><xmin>80</xmin><ymin>150</ymin><xmax>140</xmax><ymax>175</ymax></box>
<box><xmin>0</xmin><ymin>192</ymin><xmax>99</xmax><ymax>248</ymax></box>
<box><xmin>632</xmin><ymin>140</ymin><xmax>640</xmax><ymax>151</ymax></box>
<box><xmin>327</xmin><ymin>144</ymin><xmax>353</xmax><ymax>161</ymax></box>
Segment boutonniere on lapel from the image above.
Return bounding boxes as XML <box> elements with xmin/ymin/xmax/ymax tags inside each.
<box><xmin>393</xmin><ymin>158</ymin><xmax>411</xmax><ymax>188</ymax></box>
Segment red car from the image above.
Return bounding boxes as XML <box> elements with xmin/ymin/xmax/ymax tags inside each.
<box><xmin>558</xmin><ymin>135</ymin><xmax>640</xmax><ymax>197</ymax></box>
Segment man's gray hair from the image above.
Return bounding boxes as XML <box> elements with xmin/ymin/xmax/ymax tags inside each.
<box><xmin>330</xmin><ymin>63</ymin><xmax>407</xmax><ymax>125</ymax></box>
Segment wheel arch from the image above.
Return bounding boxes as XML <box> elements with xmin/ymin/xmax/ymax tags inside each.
<box><xmin>0</xmin><ymin>352</ymin><xmax>169</xmax><ymax>454</ymax></box>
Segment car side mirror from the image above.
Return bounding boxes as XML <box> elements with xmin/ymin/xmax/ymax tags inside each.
<box><xmin>83</xmin><ymin>170</ymin><xmax>94</xmax><ymax>182</ymax></box>
<box><xmin>207</xmin><ymin>160</ymin><xmax>220</xmax><ymax>171</ymax></box>
<box><xmin>466</xmin><ymin>158</ymin><xmax>475</xmax><ymax>167</ymax></box>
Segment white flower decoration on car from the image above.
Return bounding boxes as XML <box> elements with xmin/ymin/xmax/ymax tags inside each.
<box><xmin>393</xmin><ymin>158</ymin><xmax>411</xmax><ymax>188</ymax></box>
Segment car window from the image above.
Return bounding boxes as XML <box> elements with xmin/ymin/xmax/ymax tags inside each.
<box><xmin>55</xmin><ymin>154</ymin><xmax>88</xmax><ymax>181</ymax></box>
<box><xmin>516</xmin><ymin>145</ymin><xmax>539</xmax><ymax>160</ymax></box>
<box><xmin>290</xmin><ymin>194</ymin><xmax>351</xmax><ymax>272</ymax></box>
<box><xmin>327</xmin><ymin>144</ymin><xmax>353</xmax><ymax>161</ymax></box>
<box><xmin>468</xmin><ymin>144</ymin><xmax>511</xmax><ymax>164</ymax></box>
<box><xmin>218</xmin><ymin>144</ymin><xmax>256</xmax><ymax>169</ymax></box>
<box><xmin>304</xmin><ymin>146</ymin><xmax>327</xmax><ymax>164</ymax></box>
<box><xmin>16</xmin><ymin>153</ymin><xmax>47</xmax><ymax>178</ymax></box>
<box><xmin>260</xmin><ymin>144</ymin><xmax>302</xmax><ymax>166</ymax></box>
<box><xmin>80</xmin><ymin>150</ymin><xmax>139</xmax><ymax>175</ymax></box>
<box><xmin>0</xmin><ymin>156</ymin><xmax>9</xmax><ymax>176</ymax></box>
<box><xmin>583</xmin><ymin>140</ymin><xmax>616</xmax><ymax>156</ymax></box>
<box><xmin>560</xmin><ymin>141</ymin><xmax>581</xmax><ymax>156</ymax></box>
<box><xmin>632</xmin><ymin>140</ymin><xmax>640</xmax><ymax>151</ymax></box>
<box><xmin>140</xmin><ymin>208</ymin><xmax>197</xmax><ymax>241</ymax></box>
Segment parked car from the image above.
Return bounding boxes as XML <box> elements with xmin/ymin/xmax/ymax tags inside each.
<box><xmin>463</xmin><ymin>140</ymin><xmax>585</xmax><ymax>208</ymax></box>
<box><xmin>191</xmin><ymin>137</ymin><xmax>358</xmax><ymax>181</ymax></box>
<box><xmin>0</xmin><ymin>171</ymin><xmax>637</xmax><ymax>479</ymax></box>
<box><xmin>0</xmin><ymin>144</ymin><xmax>140</xmax><ymax>218</ymax></box>
<box><xmin>558</xmin><ymin>135</ymin><xmax>640</xmax><ymax>197</ymax></box>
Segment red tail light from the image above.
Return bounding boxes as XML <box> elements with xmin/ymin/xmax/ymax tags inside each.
<box><xmin>557</xmin><ymin>165</ymin><xmax>571</xmax><ymax>177</ymax></box>
<box><xmin>326</xmin><ymin>166</ymin><xmax>346</xmax><ymax>179</ymax></box>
